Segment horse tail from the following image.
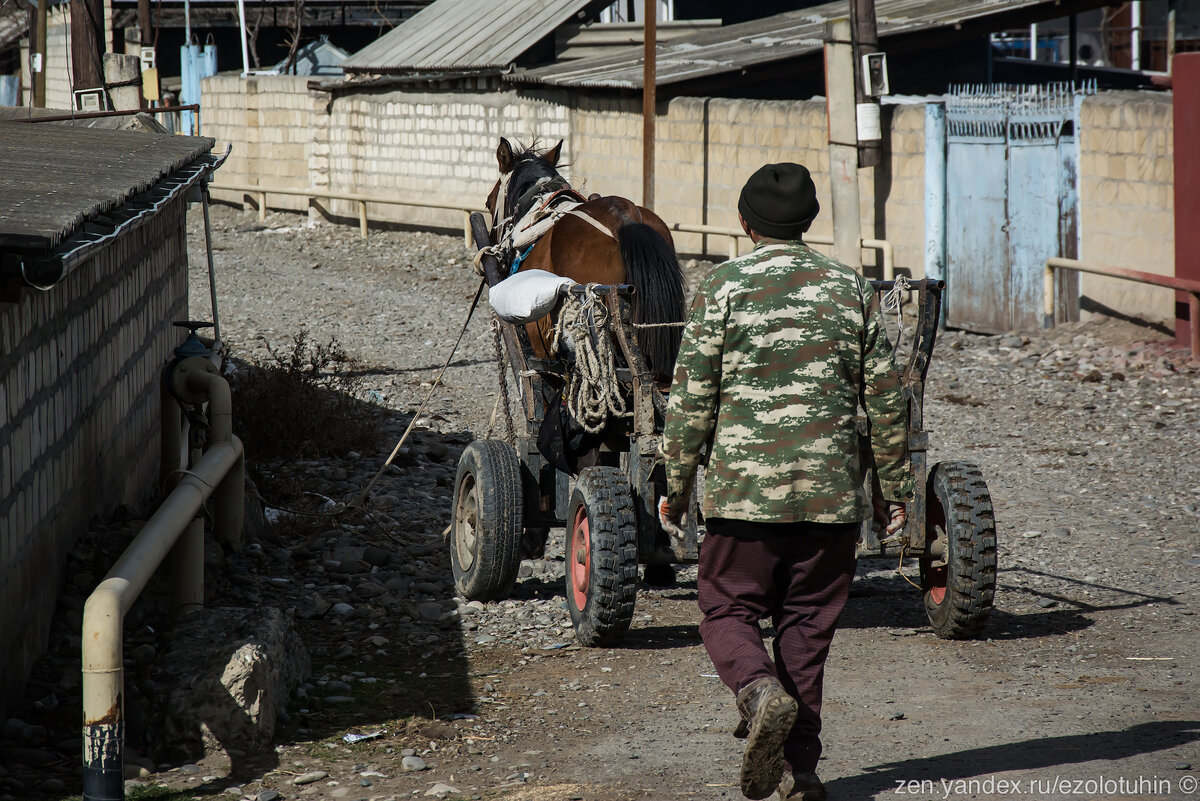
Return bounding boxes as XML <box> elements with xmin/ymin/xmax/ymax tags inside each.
<box><xmin>616</xmin><ymin>222</ymin><xmax>687</xmax><ymax>381</ymax></box>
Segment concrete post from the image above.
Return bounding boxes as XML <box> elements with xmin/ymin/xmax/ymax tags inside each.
<box><xmin>103</xmin><ymin>53</ymin><xmax>142</xmax><ymax>111</ymax></box>
<box><xmin>923</xmin><ymin>102</ymin><xmax>947</xmax><ymax>287</ymax></box>
<box><xmin>825</xmin><ymin>18</ymin><xmax>862</xmax><ymax>272</ymax></box>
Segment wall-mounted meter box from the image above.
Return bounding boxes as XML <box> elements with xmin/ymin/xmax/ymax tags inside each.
<box><xmin>862</xmin><ymin>52</ymin><xmax>890</xmax><ymax>96</ymax></box>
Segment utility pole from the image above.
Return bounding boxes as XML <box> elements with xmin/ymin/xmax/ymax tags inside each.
<box><xmin>825</xmin><ymin>17</ymin><xmax>862</xmax><ymax>272</ymax></box>
<box><xmin>138</xmin><ymin>0</ymin><xmax>152</xmax><ymax>49</ymax></box>
<box><xmin>642</xmin><ymin>0</ymin><xmax>656</xmax><ymax>209</ymax></box>
<box><xmin>849</xmin><ymin>0</ymin><xmax>882</xmax><ymax>168</ymax></box>
<box><xmin>32</xmin><ymin>0</ymin><xmax>48</xmax><ymax>106</ymax></box>
<box><xmin>70</xmin><ymin>0</ymin><xmax>106</xmax><ymax>98</ymax></box>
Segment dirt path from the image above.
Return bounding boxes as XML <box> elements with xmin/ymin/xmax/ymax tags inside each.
<box><xmin>3</xmin><ymin>205</ymin><xmax>1196</xmax><ymax>801</ymax></box>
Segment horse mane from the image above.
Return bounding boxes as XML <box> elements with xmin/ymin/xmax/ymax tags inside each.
<box><xmin>505</xmin><ymin>142</ymin><xmax>563</xmax><ymax>220</ymax></box>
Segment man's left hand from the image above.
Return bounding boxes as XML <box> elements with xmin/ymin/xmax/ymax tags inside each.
<box><xmin>658</xmin><ymin>497</ymin><xmax>686</xmax><ymax>539</ymax></box>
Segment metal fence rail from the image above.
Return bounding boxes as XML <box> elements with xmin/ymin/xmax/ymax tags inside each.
<box><xmin>210</xmin><ymin>182</ymin><xmax>895</xmax><ymax>277</ymax></box>
<box><xmin>1044</xmin><ymin>257</ymin><xmax>1200</xmax><ymax>358</ymax></box>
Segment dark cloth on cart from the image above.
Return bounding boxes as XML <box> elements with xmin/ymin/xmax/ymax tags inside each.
<box><xmin>699</xmin><ymin>519</ymin><xmax>858</xmax><ymax>773</ymax></box>
<box><xmin>537</xmin><ymin>389</ymin><xmax>602</xmax><ymax>475</ymax></box>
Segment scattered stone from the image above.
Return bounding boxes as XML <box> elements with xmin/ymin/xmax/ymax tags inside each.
<box><xmin>425</xmin><ymin>782</ymin><xmax>461</xmax><ymax>797</ymax></box>
<box><xmin>293</xmin><ymin>770</ymin><xmax>328</xmax><ymax>785</ymax></box>
<box><xmin>401</xmin><ymin>756</ymin><xmax>428</xmax><ymax>771</ymax></box>
<box><xmin>256</xmin><ymin>790</ymin><xmax>282</xmax><ymax>801</ymax></box>
<box><xmin>330</xmin><ymin>603</ymin><xmax>356</xmax><ymax>617</ymax></box>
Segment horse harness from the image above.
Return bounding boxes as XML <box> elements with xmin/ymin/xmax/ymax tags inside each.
<box><xmin>481</xmin><ymin>176</ymin><xmax>617</xmax><ymax>277</ymax></box>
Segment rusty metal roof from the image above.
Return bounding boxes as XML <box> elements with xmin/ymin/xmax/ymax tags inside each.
<box><xmin>507</xmin><ymin>0</ymin><xmax>1113</xmax><ymax>89</ymax></box>
<box><xmin>341</xmin><ymin>0</ymin><xmax>598</xmax><ymax>74</ymax></box>
<box><xmin>0</xmin><ymin>120</ymin><xmax>213</xmax><ymax>254</ymax></box>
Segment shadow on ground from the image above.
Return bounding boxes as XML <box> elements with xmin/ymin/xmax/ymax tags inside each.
<box><xmin>828</xmin><ymin>720</ymin><xmax>1200</xmax><ymax>799</ymax></box>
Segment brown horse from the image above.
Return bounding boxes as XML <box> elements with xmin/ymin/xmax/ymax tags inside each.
<box><xmin>486</xmin><ymin>138</ymin><xmax>686</xmax><ymax>382</ymax></box>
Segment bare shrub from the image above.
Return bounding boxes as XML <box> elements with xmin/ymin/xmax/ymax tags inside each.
<box><xmin>230</xmin><ymin>330</ymin><xmax>381</xmax><ymax>463</ymax></box>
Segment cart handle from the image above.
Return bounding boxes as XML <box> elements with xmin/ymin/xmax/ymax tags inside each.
<box><xmin>558</xmin><ymin>282</ymin><xmax>636</xmax><ymax>298</ymax></box>
<box><xmin>870</xmin><ymin>279</ymin><xmax>945</xmax><ymax>292</ymax></box>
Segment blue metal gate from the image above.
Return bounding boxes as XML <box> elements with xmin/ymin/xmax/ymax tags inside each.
<box><xmin>943</xmin><ymin>83</ymin><xmax>1092</xmax><ymax>333</ymax></box>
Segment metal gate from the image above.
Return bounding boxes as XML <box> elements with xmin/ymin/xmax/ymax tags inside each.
<box><xmin>944</xmin><ymin>83</ymin><xmax>1093</xmax><ymax>333</ymax></box>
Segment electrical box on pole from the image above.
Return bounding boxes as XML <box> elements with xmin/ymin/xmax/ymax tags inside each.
<box><xmin>849</xmin><ymin>0</ymin><xmax>883</xmax><ymax>169</ymax></box>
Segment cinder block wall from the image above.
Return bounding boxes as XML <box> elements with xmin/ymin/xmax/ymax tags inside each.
<box><xmin>1079</xmin><ymin>91</ymin><xmax>1175</xmax><ymax>323</ymax></box>
<box><xmin>203</xmin><ymin>74</ymin><xmax>317</xmax><ymax>213</ymax></box>
<box><xmin>318</xmin><ymin>88</ymin><xmax>570</xmax><ymax>229</ymax></box>
<box><xmin>200</xmin><ymin>80</ymin><xmax>927</xmax><ymax>273</ymax></box>
<box><xmin>0</xmin><ymin>196</ymin><xmax>189</xmax><ymax>715</ymax></box>
<box><xmin>570</xmin><ymin>95</ymin><xmax>926</xmax><ymax>273</ymax></box>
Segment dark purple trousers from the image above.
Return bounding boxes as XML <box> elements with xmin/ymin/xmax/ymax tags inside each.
<box><xmin>697</xmin><ymin>520</ymin><xmax>859</xmax><ymax>773</ymax></box>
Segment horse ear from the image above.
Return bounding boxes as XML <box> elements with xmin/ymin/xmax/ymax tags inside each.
<box><xmin>497</xmin><ymin>138</ymin><xmax>515</xmax><ymax>174</ymax></box>
<box><xmin>543</xmin><ymin>139</ymin><xmax>564</xmax><ymax>167</ymax></box>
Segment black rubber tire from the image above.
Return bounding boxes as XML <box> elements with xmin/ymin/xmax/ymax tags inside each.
<box><xmin>920</xmin><ymin>461</ymin><xmax>998</xmax><ymax>639</ymax></box>
<box><xmin>450</xmin><ymin>439</ymin><xmax>524</xmax><ymax>602</ymax></box>
<box><xmin>565</xmin><ymin>467</ymin><xmax>639</xmax><ymax>646</ymax></box>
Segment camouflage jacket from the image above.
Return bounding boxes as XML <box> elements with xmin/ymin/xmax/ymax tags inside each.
<box><xmin>660</xmin><ymin>240</ymin><xmax>914</xmax><ymax>524</ymax></box>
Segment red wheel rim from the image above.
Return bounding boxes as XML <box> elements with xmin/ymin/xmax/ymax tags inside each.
<box><xmin>569</xmin><ymin>504</ymin><xmax>591</xmax><ymax>610</ymax></box>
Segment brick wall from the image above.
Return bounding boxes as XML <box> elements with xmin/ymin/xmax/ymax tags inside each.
<box><xmin>201</xmin><ymin>80</ymin><xmax>927</xmax><ymax>274</ymax></box>
<box><xmin>0</xmin><ymin>196</ymin><xmax>189</xmax><ymax>715</ymax></box>
<box><xmin>1079</xmin><ymin>91</ymin><xmax>1175</xmax><ymax>324</ymax></box>
<box><xmin>202</xmin><ymin>74</ymin><xmax>318</xmax><ymax>213</ymax></box>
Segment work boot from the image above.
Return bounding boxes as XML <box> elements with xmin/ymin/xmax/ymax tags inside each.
<box><xmin>735</xmin><ymin>677</ymin><xmax>798</xmax><ymax>800</ymax></box>
<box><xmin>778</xmin><ymin>771</ymin><xmax>827</xmax><ymax>801</ymax></box>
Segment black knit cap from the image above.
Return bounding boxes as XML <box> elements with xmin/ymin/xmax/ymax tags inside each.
<box><xmin>737</xmin><ymin>163</ymin><xmax>820</xmax><ymax>240</ymax></box>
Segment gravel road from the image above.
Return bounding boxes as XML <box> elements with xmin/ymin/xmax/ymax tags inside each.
<box><xmin>2</xmin><ymin>203</ymin><xmax>1197</xmax><ymax>801</ymax></box>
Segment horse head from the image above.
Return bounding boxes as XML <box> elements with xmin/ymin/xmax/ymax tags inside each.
<box><xmin>486</xmin><ymin>137</ymin><xmax>564</xmax><ymax>234</ymax></box>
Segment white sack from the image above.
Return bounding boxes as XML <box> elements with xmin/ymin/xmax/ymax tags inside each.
<box><xmin>489</xmin><ymin>269</ymin><xmax>572</xmax><ymax>324</ymax></box>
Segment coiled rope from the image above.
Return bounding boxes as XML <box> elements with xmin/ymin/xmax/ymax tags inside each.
<box><xmin>552</xmin><ymin>285</ymin><xmax>627</xmax><ymax>433</ymax></box>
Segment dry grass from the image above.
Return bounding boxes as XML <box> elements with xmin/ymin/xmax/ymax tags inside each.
<box><xmin>230</xmin><ymin>330</ymin><xmax>382</xmax><ymax>462</ymax></box>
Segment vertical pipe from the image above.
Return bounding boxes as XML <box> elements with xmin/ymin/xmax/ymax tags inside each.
<box><xmin>1167</xmin><ymin>1</ymin><xmax>1177</xmax><ymax>71</ymax></box>
<box><xmin>1043</xmin><ymin>263</ymin><xmax>1056</xmax><ymax>327</ymax></box>
<box><xmin>358</xmin><ymin>200</ymin><xmax>368</xmax><ymax>240</ymax></box>
<box><xmin>641</xmin><ymin>0</ymin><xmax>656</xmax><ymax>209</ymax></box>
<box><xmin>1190</xmin><ymin>293</ymin><xmax>1199</xmax><ymax>359</ymax></box>
<box><xmin>923</xmin><ymin>103</ymin><xmax>947</xmax><ymax>282</ymax></box>
<box><xmin>1131</xmin><ymin>1</ymin><xmax>1141</xmax><ymax>71</ymax></box>
<box><xmin>258</xmin><ymin>191</ymin><xmax>266</xmax><ymax>222</ymax></box>
<box><xmin>1069</xmin><ymin>14</ymin><xmax>1078</xmax><ymax>83</ymax></box>
<box><xmin>168</xmin><ymin>517</ymin><xmax>205</xmax><ymax>616</ymax></box>
<box><xmin>924</xmin><ymin>102</ymin><xmax>947</xmax><ymax>326</ymax></box>
<box><xmin>236</xmin><ymin>0</ymin><xmax>250</xmax><ymax>74</ymax></box>
<box><xmin>728</xmin><ymin>236</ymin><xmax>737</xmax><ymax>261</ymax></box>
<box><xmin>463</xmin><ymin>211</ymin><xmax>473</xmax><ymax>250</ymax></box>
<box><xmin>213</xmin><ymin>451</ymin><xmax>246</xmax><ymax>550</ymax></box>
<box><xmin>201</xmin><ymin>188</ymin><xmax>222</xmax><ymax>343</ymax></box>
<box><xmin>1029</xmin><ymin>23</ymin><xmax>1038</xmax><ymax>61</ymax></box>
<box><xmin>81</xmin><ymin>588</ymin><xmax>124</xmax><ymax>801</ymax></box>
<box><xmin>161</xmin><ymin>374</ymin><xmax>183</xmax><ymax>492</ymax></box>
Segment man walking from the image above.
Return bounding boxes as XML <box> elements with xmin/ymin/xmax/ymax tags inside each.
<box><xmin>658</xmin><ymin>163</ymin><xmax>912</xmax><ymax>800</ymax></box>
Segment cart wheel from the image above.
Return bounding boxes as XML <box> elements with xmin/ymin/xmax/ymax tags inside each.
<box><xmin>920</xmin><ymin>461</ymin><xmax>997</xmax><ymax>639</ymax></box>
<box><xmin>565</xmin><ymin>467</ymin><xmax>638</xmax><ymax>646</ymax></box>
<box><xmin>450</xmin><ymin>439</ymin><xmax>524</xmax><ymax>602</ymax></box>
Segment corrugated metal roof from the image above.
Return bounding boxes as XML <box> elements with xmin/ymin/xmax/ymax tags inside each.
<box><xmin>508</xmin><ymin>0</ymin><xmax>1111</xmax><ymax>89</ymax></box>
<box><xmin>0</xmin><ymin>120</ymin><xmax>213</xmax><ymax>253</ymax></box>
<box><xmin>342</xmin><ymin>0</ymin><xmax>597</xmax><ymax>73</ymax></box>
